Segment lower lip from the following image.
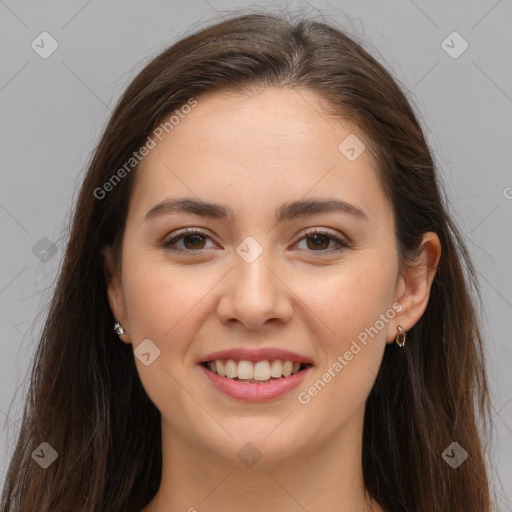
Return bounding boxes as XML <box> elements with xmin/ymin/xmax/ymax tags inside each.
<box><xmin>199</xmin><ymin>364</ymin><xmax>312</xmax><ymax>402</ymax></box>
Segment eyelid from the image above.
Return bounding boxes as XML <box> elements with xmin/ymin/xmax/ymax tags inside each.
<box><xmin>295</xmin><ymin>227</ymin><xmax>351</xmax><ymax>252</ymax></box>
<box><xmin>162</xmin><ymin>226</ymin><xmax>350</xmax><ymax>254</ymax></box>
<box><xmin>163</xmin><ymin>227</ymin><xmax>216</xmax><ymax>251</ymax></box>
<box><xmin>299</xmin><ymin>226</ymin><xmax>349</xmax><ymax>243</ymax></box>
<box><xmin>167</xmin><ymin>226</ymin><xmax>211</xmax><ymax>238</ymax></box>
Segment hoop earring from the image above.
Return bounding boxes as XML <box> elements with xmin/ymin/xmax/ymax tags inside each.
<box><xmin>395</xmin><ymin>325</ymin><xmax>406</xmax><ymax>347</ymax></box>
<box><xmin>114</xmin><ymin>322</ymin><xmax>126</xmax><ymax>336</ymax></box>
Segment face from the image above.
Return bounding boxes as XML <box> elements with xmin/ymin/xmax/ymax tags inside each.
<box><xmin>105</xmin><ymin>87</ymin><xmax>408</xmax><ymax>466</ymax></box>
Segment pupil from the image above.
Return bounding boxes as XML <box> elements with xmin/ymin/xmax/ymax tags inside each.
<box><xmin>185</xmin><ymin>234</ymin><xmax>205</xmax><ymax>249</ymax></box>
<box><xmin>308</xmin><ymin>234</ymin><xmax>328</xmax><ymax>250</ymax></box>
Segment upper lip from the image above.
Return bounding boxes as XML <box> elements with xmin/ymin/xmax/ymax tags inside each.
<box><xmin>199</xmin><ymin>348</ymin><xmax>314</xmax><ymax>365</ymax></box>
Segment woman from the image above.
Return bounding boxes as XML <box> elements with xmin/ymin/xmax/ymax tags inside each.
<box><xmin>1</xmin><ymin>10</ymin><xmax>493</xmax><ymax>512</ymax></box>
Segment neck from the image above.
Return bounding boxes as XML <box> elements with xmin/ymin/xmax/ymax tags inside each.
<box><xmin>143</xmin><ymin>409</ymin><xmax>381</xmax><ymax>512</ymax></box>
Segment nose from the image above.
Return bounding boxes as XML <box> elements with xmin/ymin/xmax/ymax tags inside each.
<box><xmin>216</xmin><ymin>246</ymin><xmax>294</xmax><ymax>331</ymax></box>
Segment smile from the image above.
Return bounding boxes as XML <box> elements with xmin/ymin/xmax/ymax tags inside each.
<box><xmin>202</xmin><ymin>358</ymin><xmax>311</xmax><ymax>382</ymax></box>
<box><xmin>199</xmin><ymin>358</ymin><xmax>313</xmax><ymax>401</ymax></box>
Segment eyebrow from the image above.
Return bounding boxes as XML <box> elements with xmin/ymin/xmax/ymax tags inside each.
<box><xmin>145</xmin><ymin>197</ymin><xmax>368</xmax><ymax>223</ymax></box>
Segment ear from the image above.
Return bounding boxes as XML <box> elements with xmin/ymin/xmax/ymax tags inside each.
<box><xmin>102</xmin><ymin>246</ymin><xmax>131</xmax><ymax>344</ymax></box>
<box><xmin>386</xmin><ymin>232</ymin><xmax>441</xmax><ymax>343</ymax></box>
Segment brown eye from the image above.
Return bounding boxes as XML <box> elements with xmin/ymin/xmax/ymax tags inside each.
<box><xmin>305</xmin><ymin>233</ymin><xmax>331</xmax><ymax>251</ymax></box>
<box><xmin>295</xmin><ymin>230</ymin><xmax>349</xmax><ymax>253</ymax></box>
<box><xmin>163</xmin><ymin>228</ymin><xmax>349</xmax><ymax>255</ymax></box>
<box><xmin>181</xmin><ymin>234</ymin><xmax>207</xmax><ymax>250</ymax></box>
<box><xmin>163</xmin><ymin>228</ymin><xmax>215</xmax><ymax>253</ymax></box>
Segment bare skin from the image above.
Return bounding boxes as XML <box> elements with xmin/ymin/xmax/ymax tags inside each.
<box><xmin>104</xmin><ymin>87</ymin><xmax>440</xmax><ymax>512</ymax></box>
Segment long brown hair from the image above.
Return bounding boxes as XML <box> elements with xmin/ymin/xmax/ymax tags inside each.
<box><xmin>1</xmin><ymin>9</ymin><xmax>493</xmax><ymax>512</ymax></box>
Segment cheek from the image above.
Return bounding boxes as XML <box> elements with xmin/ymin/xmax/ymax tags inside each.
<box><xmin>293</xmin><ymin>265</ymin><xmax>394</xmax><ymax>439</ymax></box>
<box><xmin>121</xmin><ymin>252</ymin><xmax>209</xmax><ymax>345</ymax></box>
<box><xmin>120</xmin><ymin>257</ymin><xmax>214</xmax><ymax>412</ymax></box>
<box><xmin>298</xmin><ymin>252</ymin><xmax>397</xmax><ymax>398</ymax></box>
<box><xmin>299</xmin><ymin>255</ymin><xmax>397</xmax><ymax>341</ymax></box>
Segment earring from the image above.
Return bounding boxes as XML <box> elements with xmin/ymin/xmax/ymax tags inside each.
<box><xmin>114</xmin><ymin>322</ymin><xmax>126</xmax><ymax>336</ymax></box>
<box><xmin>395</xmin><ymin>325</ymin><xmax>406</xmax><ymax>347</ymax></box>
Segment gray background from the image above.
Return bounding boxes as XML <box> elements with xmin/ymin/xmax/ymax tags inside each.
<box><xmin>1</xmin><ymin>0</ymin><xmax>511</xmax><ymax>507</ymax></box>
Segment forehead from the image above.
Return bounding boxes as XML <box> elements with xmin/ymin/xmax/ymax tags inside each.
<box><xmin>128</xmin><ymin>87</ymin><xmax>391</xmax><ymax>226</ymax></box>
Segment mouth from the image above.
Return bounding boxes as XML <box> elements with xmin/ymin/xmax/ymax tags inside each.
<box><xmin>199</xmin><ymin>359</ymin><xmax>313</xmax><ymax>401</ymax></box>
<box><xmin>200</xmin><ymin>359</ymin><xmax>313</xmax><ymax>384</ymax></box>
<box><xmin>198</xmin><ymin>348</ymin><xmax>314</xmax><ymax>401</ymax></box>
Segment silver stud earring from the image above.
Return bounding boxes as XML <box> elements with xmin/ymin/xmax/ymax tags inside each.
<box><xmin>114</xmin><ymin>322</ymin><xmax>126</xmax><ymax>336</ymax></box>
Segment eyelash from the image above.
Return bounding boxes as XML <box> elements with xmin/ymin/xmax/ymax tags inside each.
<box><xmin>162</xmin><ymin>227</ymin><xmax>349</xmax><ymax>256</ymax></box>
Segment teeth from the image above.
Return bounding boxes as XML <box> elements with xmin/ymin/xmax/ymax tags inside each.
<box><xmin>224</xmin><ymin>360</ymin><xmax>238</xmax><ymax>378</ymax></box>
<box><xmin>282</xmin><ymin>360</ymin><xmax>293</xmax><ymax>377</ymax></box>
<box><xmin>207</xmin><ymin>359</ymin><xmax>305</xmax><ymax>381</ymax></box>
<box><xmin>216</xmin><ymin>360</ymin><xmax>226</xmax><ymax>377</ymax></box>
<box><xmin>253</xmin><ymin>361</ymin><xmax>271</xmax><ymax>380</ymax></box>
<box><xmin>237</xmin><ymin>360</ymin><xmax>253</xmax><ymax>380</ymax></box>
<box><xmin>270</xmin><ymin>360</ymin><xmax>283</xmax><ymax>377</ymax></box>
